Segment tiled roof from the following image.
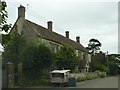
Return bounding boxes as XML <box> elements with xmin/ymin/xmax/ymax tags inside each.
<box><xmin>24</xmin><ymin>19</ymin><xmax>88</xmax><ymax>52</ymax></box>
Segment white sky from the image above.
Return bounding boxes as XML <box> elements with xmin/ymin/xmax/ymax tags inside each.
<box><xmin>3</xmin><ymin>0</ymin><xmax>119</xmax><ymax>54</ymax></box>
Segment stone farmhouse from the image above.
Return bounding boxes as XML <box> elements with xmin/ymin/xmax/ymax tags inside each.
<box><xmin>10</xmin><ymin>5</ymin><xmax>91</xmax><ymax>72</ymax></box>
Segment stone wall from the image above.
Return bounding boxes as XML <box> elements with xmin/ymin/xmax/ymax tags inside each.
<box><xmin>2</xmin><ymin>62</ymin><xmax>15</xmax><ymax>88</ymax></box>
<box><xmin>70</xmin><ymin>72</ymin><xmax>106</xmax><ymax>79</ymax></box>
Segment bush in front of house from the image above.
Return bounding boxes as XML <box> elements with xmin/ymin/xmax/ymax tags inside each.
<box><xmin>77</xmin><ymin>76</ymin><xmax>98</xmax><ymax>82</ymax></box>
<box><xmin>21</xmin><ymin>43</ymin><xmax>54</xmax><ymax>80</ymax></box>
<box><xmin>77</xmin><ymin>77</ymin><xmax>86</xmax><ymax>82</ymax></box>
<box><xmin>21</xmin><ymin>77</ymin><xmax>50</xmax><ymax>87</ymax></box>
<box><xmin>55</xmin><ymin>44</ymin><xmax>79</xmax><ymax>72</ymax></box>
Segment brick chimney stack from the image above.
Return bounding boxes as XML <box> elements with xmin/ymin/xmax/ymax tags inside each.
<box><xmin>76</xmin><ymin>36</ymin><xmax>80</xmax><ymax>43</ymax></box>
<box><xmin>18</xmin><ymin>5</ymin><xmax>25</xmax><ymax>18</ymax></box>
<box><xmin>65</xmin><ymin>31</ymin><xmax>69</xmax><ymax>38</ymax></box>
<box><xmin>47</xmin><ymin>21</ymin><xmax>52</xmax><ymax>31</ymax></box>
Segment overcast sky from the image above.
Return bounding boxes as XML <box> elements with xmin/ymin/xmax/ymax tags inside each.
<box><xmin>3</xmin><ymin>0</ymin><xmax>119</xmax><ymax>54</ymax></box>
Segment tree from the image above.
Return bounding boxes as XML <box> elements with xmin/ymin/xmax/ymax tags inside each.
<box><xmin>107</xmin><ymin>54</ymin><xmax>120</xmax><ymax>75</ymax></box>
<box><xmin>55</xmin><ymin>44</ymin><xmax>79</xmax><ymax>72</ymax></box>
<box><xmin>21</xmin><ymin>43</ymin><xmax>54</xmax><ymax>79</ymax></box>
<box><xmin>89</xmin><ymin>52</ymin><xmax>108</xmax><ymax>72</ymax></box>
<box><xmin>0</xmin><ymin>1</ymin><xmax>11</xmax><ymax>32</ymax></box>
<box><xmin>2</xmin><ymin>32</ymin><xmax>25</xmax><ymax>68</ymax></box>
<box><xmin>3</xmin><ymin>31</ymin><xmax>54</xmax><ymax>79</ymax></box>
<box><xmin>0</xmin><ymin>1</ymin><xmax>12</xmax><ymax>55</ymax></box>
<box><xmin>86</xmin><ymin>38</ymin><xmax>101</xmax><ymax>55</ymax></box>
<box><xmin>89</xmin><ymin>60</ymin><xmax>108</xmax><ymax>72</ymax></box>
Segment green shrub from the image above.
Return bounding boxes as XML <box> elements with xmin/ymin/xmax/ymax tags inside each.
<box><xmin>77</xmin><ymin>77</ymin><xmax>86</xmax><ymax>82</ymax></box>
<box><xmin>77</xmin><ymin>76</ymin><xmax>97</xmax><ymax>82</ymax></box>
<box><xmin>20</xmin><ymin>78</ymin><xmax>50</xmax><ymax>87</ymax></box>
<box><xmin>21</xmin><ymin>44</ymin><xmax>54</xmax><ymax>80</ymax></box>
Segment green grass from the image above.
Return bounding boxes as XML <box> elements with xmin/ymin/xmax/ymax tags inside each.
<box><xmin>19</xmin><ymin>78</ymin><xmax>50</xmax><ymax>87</ymax></box>
<box><xmin>77</xmin><ymin>76</ymin><xmax>98</xmax><ymax>82</ymax></box>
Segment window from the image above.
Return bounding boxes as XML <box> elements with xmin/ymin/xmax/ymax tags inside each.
<box><xmin>49</xmin><ymin>42</ymin><xmax>60</xmax><ymax>53</ymax></box>
<box><xmin>52</xmin><ymin>73</ymin><xmax>64</xmax><ymax>78</ymax></box>
<box><xmin>78</xmin><ymin>51</ymin><xmax>83</xmax><ymax>60</ymax></box>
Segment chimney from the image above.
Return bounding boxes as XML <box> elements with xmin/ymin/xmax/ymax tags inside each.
<box><xmin>47</xmin><ymin>21</ymin><xmax>52</xmax><ymax>31</ymax></box>
<box><xmin>18</xmin><ymin>5</ymin><xmax>25</xmax><ymax>18</ymax></box>
<box><xmin>76</xmin><ymin>36</ymin><xmax>80</xmax><ymax>43</ymax></box>
<box><xmin>65</xmin><ymin>31</ymin><xmax>69</xmax><ymax>38</ymax></box>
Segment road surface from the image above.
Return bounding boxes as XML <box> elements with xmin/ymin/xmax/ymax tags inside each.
<box><xmin>76</xmin><ymin>76</ymin><xmax>118</xmax><ymax>88</ymax></box>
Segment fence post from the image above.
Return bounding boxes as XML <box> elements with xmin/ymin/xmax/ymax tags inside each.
<box><xmin>18</xmin><ymin>63</ymin><xmax>23</xmax><ymax>86</ymax></box>
<box><xmin>6</xmin><ymin>62</ymin><xmax>14</xmax><ymax>88</ymax></box>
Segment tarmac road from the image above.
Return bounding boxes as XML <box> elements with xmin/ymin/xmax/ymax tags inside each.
<box><xmin>76</xmin><ymin>76</ymin><xmax>118</xmax><ymax>88</ymax></box>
